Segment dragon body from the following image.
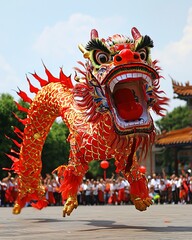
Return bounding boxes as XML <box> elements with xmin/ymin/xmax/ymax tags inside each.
<box><xmin>7</xmin><ymin>27</ymin><xmax>168</xmax><ymax>216</ymax></box>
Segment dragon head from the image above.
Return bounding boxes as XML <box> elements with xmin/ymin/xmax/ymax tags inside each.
<box><xmin>75</xmin><ymin>27</ymin><xmax>168</xmax><ymax>135</ymax></box>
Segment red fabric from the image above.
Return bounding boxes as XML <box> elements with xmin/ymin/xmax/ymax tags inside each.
<box><xmin>98</xmin><ymin>190</ymin><xmax>104</xmax><ymax>203</ymax></box>
<box><xmin>129</xmin><ymin>177</ymin><xmax>149</xmax><ymax>199</ymax></box>
<box><xmin>59</xmin><ymin>168</ymin><xmax>83</xmax><ymax>200</ymax></box>
<box><xmin>48</xmin><ymin>192</ymin><xmax>55</xmax><ymax>204</ymax></box>
<box><xmin>5</xmin><ymin>187</ymin><xmax>15</xmax><ymax>203</ymax></box>
<box><xmin>183</xmin><ymin>181</ymin><xmax>189</xmax><ymax>193</ymax></box>
<box><xmin>108</xmin><ymin>196</ymin><xmax>113</xmax><ymax>204</ymax></box>
<box><xmin>112</xmin><ymin>192</ymin><xmax>118</xmax><ymax>204</ymax></box>
<box><xmin>31</xmin><ymin>199</ymin><xmax>48</xmax><ymax>210</ymax></box>
<box><xmin>118</xmin><ymin>188</ymin><xmax>125</xmax><ymax>202</ymax></box>
<box><xmin>105</xmin><ymin>183</ymin><xmax>110</xmax><ymax>193</ymax></box>
<box><xmin>179</xmin><ymin>189</ymin><xmax>187</xmax><ymax>200</ymax></box>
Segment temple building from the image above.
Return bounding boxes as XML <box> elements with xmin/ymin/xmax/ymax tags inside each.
<box><xmin>172</xmin><ymin>80</ymin><xmax>192</xmax><ymax>109</ymax></box>
<box><xmin>155</xmin><ymin>80</ymin><xmax>192</xmax><ymax>175</ymax></box>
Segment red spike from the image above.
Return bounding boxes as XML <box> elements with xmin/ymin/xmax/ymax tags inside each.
<box><xmin>14</xmin><ymin>126</ymin><xmax>23</xmax><ymax>135</ymax></box>
<box><xmin>43</xmin><ymin>65</ymin><xmax>59</xmax><ymax>83</ymax></box>
<box><xmin>60</xmin><ymin>68</ymin><xmax>73</xmax><ymax>88</ymax></box>
<box><xmin>2</xmin><ymin>167</ymin><xmax>12</xmax><ymax>171</ymax></box>
<box><xmin>14</xmin><ymin>101</ymin><xmax>28</xmax><ymax>113</ymax></box>
<box><xmin>26</xmin><ymin>75</ymin><xmax>39</xmax><ymax>93</ymax></box>
<box><xmin>5</xmin><ymin>153</ymin><xmax>19</xmax><ymax>163</ymax></box>
<box><xmin>32</xmin><ymin>72</ymin><xmax>48</xmax><ymax>87</ymax></box>
<box><xmin>12</xmin><ymin>139</ymin><xmax>21</xmax><ymax>148</ymax></box>
<box><xmin>17</xmin><ymin>88</ymin><xmax>32</xmax><ymax>104</ymax></box>
<box><xmin>12</xmin><ymin>112</ymin><xmax>28</xmax><ymax>125</ymax></box>
<box><xmin>5</xmin><ymin>135</ymin><xmax>21</xmax><ymax>148</ymax></box>
<box><xmin>14</xmin><ymin>126</ymin><xmax>23</xmax><ymax>139</ymax></box>
<box><xmin>4</xmin><ymin>154</ymin><xmax>20</xmax><ymax>173</ymax></box>
<box><xmin>10</xmin><ymin>148</ymin><xmax>20</xmax><ymax>156</ymax></box>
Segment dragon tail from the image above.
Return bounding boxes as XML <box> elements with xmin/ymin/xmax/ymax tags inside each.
<box><xmin>6</xmin><ymin>65</ymin><xmax>73</xmax><ymax>213</ymax></box>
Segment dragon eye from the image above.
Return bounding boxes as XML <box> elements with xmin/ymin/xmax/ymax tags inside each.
<box><xmin>95</xmin><ymin>51</ymin><xmax>111</xmax><ymax>65</ymax></box>
<box><xmin>138</xmin><ymin>49</ymin><xmax>147</xmax><ymax>61</ymax></box>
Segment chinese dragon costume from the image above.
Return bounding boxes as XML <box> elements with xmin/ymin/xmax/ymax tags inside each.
<box><xmin>6</xmin><ymin>27</ymin><xmax>168</xmax><ymax>217</ymax></box>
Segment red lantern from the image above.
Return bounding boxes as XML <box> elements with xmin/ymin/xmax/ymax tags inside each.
<box><xmin>100</xmin><ymin>160</ymin><xmax>109</xmax><ymax>180</ymax></box>
<box><xmin>100</xmin><ymin>160</ymin><xmax>109</xmax><ymax>169</ymax></box>
<box><xmin>139</xmin><ymin>165</ymin><xmax>146</xmax><ymax>174</ymax></box>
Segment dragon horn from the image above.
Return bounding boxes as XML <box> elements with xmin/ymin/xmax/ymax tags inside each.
<box><xmin>78</xmin><ymin>29</ymin><xmax>99</xmax><ymax>58</ymax></box>
<box><xmin>78</xmin><ymin>44</ymin><xmax>90</xmax><ymax>58</ymax></box>
<box><xmin>90</xmin><ymin>29</ymin><xmax>99</xmax><ymax>39</ymax></box>
<box><xmin>131</xmin><ymin>27</ymin><xmax>142</xmax><ymax>41</ymax></box>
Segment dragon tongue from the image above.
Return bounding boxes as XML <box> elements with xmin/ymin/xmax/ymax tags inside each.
<box><xmin>113</xmin><ymin>88</ymin><xmax>143</xmax><ymax>121</ymax></box>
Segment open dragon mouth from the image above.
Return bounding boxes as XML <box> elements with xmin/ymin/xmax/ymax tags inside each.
<box><xmin>105</xmin><ymin>66</ymin><xmax>157</xmax><ymax>134</ymax></box>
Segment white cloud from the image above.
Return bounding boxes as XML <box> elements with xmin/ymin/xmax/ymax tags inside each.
<box><xmin>155</xmin><ymin>7</ymin><xmax>192</xmax><ymax>75</ymax></box>
<box><xmin>152</xmin><ymin>7</ymin><xmax>192</xmax><ymax>118</ymax></box>
<box><xmin>33</xmin><ymin>13</ymin><xmax>125</xmax><ymax>60</ymax></box>
<box><xmin>33</xmin><ymin>13</ymin><xmax>125</xmax><ymax>78</ymax></box>
<box><xmin>34</xmin><ymin>14</ymin><xmax>93</xmax><ymax>58</ymax></box>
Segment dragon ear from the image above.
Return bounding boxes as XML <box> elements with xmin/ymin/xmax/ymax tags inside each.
<box><xmin>131</xmin><ymin>27</ymin><xmax>142</xmax><ymax>41</ymax></box>
<box><xmin>90</xmin><ymin>29</ymin><xmax>99</xmax><ymax>39</ymax></box>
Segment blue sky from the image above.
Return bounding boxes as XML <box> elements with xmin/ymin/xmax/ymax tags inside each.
<box><xmin>0</xmin><ymin>0</ymin><xmax>192</xmax><ymax>121</ymax></box>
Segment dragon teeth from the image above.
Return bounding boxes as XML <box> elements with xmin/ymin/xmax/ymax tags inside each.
<box><xmin>109</xmin><ymin>72</ymin><xmax>152</xmax><ymax>93</ymax></box>
<box><xmin>117</xmin><ymin>75</ymin><xmax>122</xmax><ymax>81</ymax></box>
<box><xmin>110</xmin><ymin>81</ymin><xmax>115</xmax><ymax>92</ymax></box>
<box><xmin>126</xmin><ymin>73</ymin><xmax>133</xmax><ymax>78</ymax></box>
<box><xmin>113</xmin><ymin>108</ymin><xmax>148</xmax><ymax>128</ymax></box>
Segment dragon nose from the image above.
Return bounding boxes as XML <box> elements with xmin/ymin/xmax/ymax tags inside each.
<box><xmin>114</xmin><ymin>49</ymin><xmax>141</xmax><ymax>65</ymax></box>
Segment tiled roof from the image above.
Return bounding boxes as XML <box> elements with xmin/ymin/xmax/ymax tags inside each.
<box><xmin>155</xmin><ymin>127</ymin><xmax>192</xmax><ymax>146</ymax></box>
<box><xmin>172</xmin><ymin>80</ymin><xmax>192</xmax><ymax>97</ymax></box>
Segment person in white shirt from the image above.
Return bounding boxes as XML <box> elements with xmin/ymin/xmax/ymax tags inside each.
<box><xmin>151</xmin><ymin>173</ymin><xmax>160</xmax><ymax>194</ymax></box>
<box><xmin>159</xmin><ymin>179</ymin><xmax>167</xmax><ymax>204</ymax></box>
<box><xmin>85</xmin><ymin>179</ymin><xmax>93</xmax><ymax>205</ymax></box>
<box><xmin>117</xmin><ymin>177</ymin><xmax>126</xmax><ymax>204</ymax></box>
<box><xmin>109</xmin><ymin>179</ymin><xmax>118</xmax><ymax>205</ymax></box>
<box><xmin>92</xmin><ymin>180</ymin><xmax>99</xmax><ymax>205</ymax></box>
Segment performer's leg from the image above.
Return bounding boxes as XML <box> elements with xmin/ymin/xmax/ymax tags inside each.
<box><xmin>123</xmin><ymin>154</ymin><xmax>153</xmax><ymax>211</ymax></box>
<box><xmin>54</xmin><ymin>156</ymin><xmax>89</xmax><ymax>217</ymax></box>
<box><xmin>12</xmin><ymin>175</ymin><xmax>47</xmax><ymax>214</ymax></box>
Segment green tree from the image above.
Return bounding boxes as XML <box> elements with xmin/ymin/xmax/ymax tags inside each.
<box><xmin>0</xmin><ymin>94</ymin><xmax>22</xmax><ymax>177</ymax></box>
<box><xmin>41</xmin><ymin>120</ymin><xmax>70</xmax><ymax>176</ymax></box>
<box><xmin>155</xmin><ymin>105</ymin><xmax>191</xmax><ymax>132</ymax></box>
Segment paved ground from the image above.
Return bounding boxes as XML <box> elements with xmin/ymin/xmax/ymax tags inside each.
<box><xmin>0</xmin><ymin>204</ymin><xmax>192</xmax><ymax>240</ymax></box>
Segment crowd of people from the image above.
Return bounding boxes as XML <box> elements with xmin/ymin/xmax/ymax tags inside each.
<box><xmin>0</xmin><ymin>170</ymin><xmax>192</xmax><ymax>207</ymax></box>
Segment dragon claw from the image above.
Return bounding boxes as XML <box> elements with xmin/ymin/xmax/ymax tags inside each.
<box><xmin>131</xmin><ymin>196</ymin><xmax>153</xmax><ymax>211</ymax></box>
<box><xmin>12</xmin><ymin>203</ymin><xmax>22</xmax><ymax>215</ymax></box>
<box><xmin>143</xmin><ymin>197</ymin><xmax>153</xmax><ymax>207</ymax></box>
<box><xmin>63</xmin><ymin>195</ymin><xmax>78</xmax><ymax>217</ymax></box>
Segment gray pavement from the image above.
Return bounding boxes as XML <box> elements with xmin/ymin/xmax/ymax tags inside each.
<box><xmin>0</xmin><ymin>204</ymin><xmax>192</xmax><ymax>240</ymax></box>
